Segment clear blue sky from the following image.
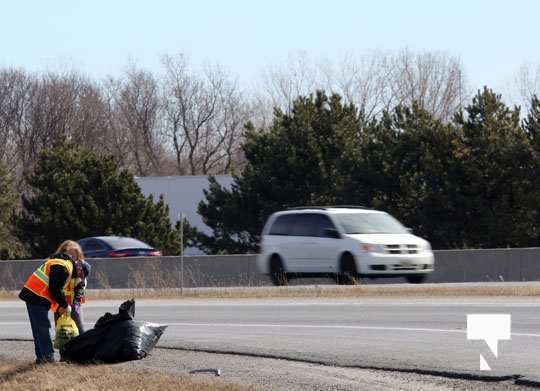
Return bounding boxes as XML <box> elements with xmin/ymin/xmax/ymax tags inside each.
<box><xmin>1</xmin><ymin>0</ymin><xmax>539</xmax><ymax>93</ymax></box>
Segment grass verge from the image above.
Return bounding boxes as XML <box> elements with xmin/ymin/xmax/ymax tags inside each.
<box><xmin>0</xmin><ymin>358</ymin><xmax>251</xmax><ymax>391</ymax></box>
<box><xmin>2</xmin><ymin>284</ymin><xmax>540</xmax><ymax>301</ymax></box>
<box><xmin>88</xmin><ymin>284</ymin><xmax>540</xmax><ymax>299</ymax></box>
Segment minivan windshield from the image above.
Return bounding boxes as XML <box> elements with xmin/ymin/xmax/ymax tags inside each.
<box><xmin>334</xmin><ymin>213</ymin><xmax>408</xmax><ymax>234</ymax></box>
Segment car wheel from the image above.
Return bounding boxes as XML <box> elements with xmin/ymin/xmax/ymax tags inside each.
<box><xmin>270</xmin><ymin>255</ymin><xmax>288</xmax><ymax>286</ymax></box>
<box><xmin>406</xmin><ymin>274</ymin><xmax>427</xmax><ymax>284</ymax></box>
<box><xmin>335</xmin><ymin>253</ymin><xmax>359</xmax><ymax>285</ymax></box>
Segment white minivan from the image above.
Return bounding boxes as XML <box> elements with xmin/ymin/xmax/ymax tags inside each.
<box><xmin>257</xmin><ymin>206</ymin><xmax>434</xmax><ymax>285</ymax></box>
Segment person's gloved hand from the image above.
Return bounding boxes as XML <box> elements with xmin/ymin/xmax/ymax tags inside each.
<box><xmin>59</xmin><ymin>305</ymin><xmax>72</xmax><ymax>316</ymax></box>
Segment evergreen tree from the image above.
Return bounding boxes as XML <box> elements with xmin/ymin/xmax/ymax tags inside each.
<box><xmin>523</xmin><ymin>95</ymin><xmax>540</xmax><ymax>245</ymax></box>
<box><xmin>453</xmin><ymin>87</ymin><xmax>536</xmax><ymax>247</ymax></box>
<box><xmin>192</xmin><ymin>89</ymin><xmax>540</xmax><ymax>254</ymax></box>
<box><xmin>16</xmin><ymin>144</ymin><xmax>184</xmax><ymax>257</ymax></box>
<box><xmin>357</xmin><ymin>103</ymin><xmax>464</xmax><ymax>248</ymax></box>
<box><xmin>193</xmin><ymin>91</ymin><xmax>363</xmax><ymax>253</ymax></box>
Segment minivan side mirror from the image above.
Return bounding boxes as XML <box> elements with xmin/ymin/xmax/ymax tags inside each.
<box><xmin>324</xmin><ymin>228</ymin><xmax>341</xmax><ymax>239</ymax></box>
<box><xmin>406</xmin><ymin>227</ymin><xmax>414</xmax><ymax>234</ymax></box>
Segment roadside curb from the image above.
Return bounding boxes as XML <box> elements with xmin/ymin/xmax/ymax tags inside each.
<box><xmin>157</xmin><ymin>345</ymin><xmax>530</xmax><ymax>385</ymax></box>
<box><xmin>516</xmin><ymin>377</ymin><xmax>540</xmax><ymax>388</ymax></box>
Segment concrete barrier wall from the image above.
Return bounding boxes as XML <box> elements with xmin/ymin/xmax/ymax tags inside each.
<box><xmin>428</xmin><ymin>248</ymin><xmax>540</xmax><ymax>283</ymax></box>
<box><xmin>0</xmin><ymin>255</ymin><xmax>261</xmax><ymax>290</ymax></box>
<box><xmin>1</xmin><ymin>248</ymin><xmax>539</xmax><ymax>289</ymax></box>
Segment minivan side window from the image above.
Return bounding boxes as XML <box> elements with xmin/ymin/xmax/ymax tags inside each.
<box><xmin>268</xmin><ymin>215</ymin><xmax>293</xmax><ymax>235</ymax></box>
<box><xmin>288</xmin><ymin>214</ymin><xmax>312</xmax><ymax>236</ymax></box>
<box><xmin>308</xmin><ymin>214</ymin><xmax>337</xmax><ymax>237</ymax></box>
<box><xmin>268</xmin><ymin>213</ymin><xmax>337</xmax><ymax>237</ymax></box>
<box><xmin>268</xmin><ymin>214</ymin><xmax>314</xmax><ymax>236</ymax></box>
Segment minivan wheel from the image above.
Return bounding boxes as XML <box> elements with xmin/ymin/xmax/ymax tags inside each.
<box><xmin>406</xmin><ymin>274</ymin><xmax>427</xmax><ymax>284</ymax></box>
<box><xmin>270</xmin><ymin>255</ymin><xmax>288</xmax><ymax>286</ymax></box>
<box><xmin>335</xmin><ymin>253</ymin><xmax>359</xmax><ymax>285</ymax></box>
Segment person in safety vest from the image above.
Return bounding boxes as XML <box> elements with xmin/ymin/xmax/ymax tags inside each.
<box><xmin>54</xmin><ymin>259</ymin><xmax>91</xmax><ymax>333</ymax></box>
<box><xmin>19</xmin><ymin>240</ymin><xmax>85</xmax><ymax>364</ymax></box>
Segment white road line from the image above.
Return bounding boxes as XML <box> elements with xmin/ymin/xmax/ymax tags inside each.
<box><xmin>96</xmin><ymin>302</ymin><xmax>540</xmax><ymax>308</ymax></box>
<box><xmin>2</xmin><ymin>321</ymin><xmax>539</xmax><ymax>338</ymax></box>
<box><xmin>164</xmin><ymin>322</ymin><xmax>465</xmax><ymax>333</ymax></box>
<box><xmin>3</xmin><ymin>301</ymin><xmax>540</xmax><ymax>308</ymax></box>
<box><xmin>164</xmin><ymin>322</ymin><xmax>540</xmax><ymax>337</ymax></box>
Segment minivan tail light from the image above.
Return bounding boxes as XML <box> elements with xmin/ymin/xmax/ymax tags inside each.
<box><xmin>108</xmin><ymin>251</ymin><xmax>129</xmax><ymax>257</ymax></box>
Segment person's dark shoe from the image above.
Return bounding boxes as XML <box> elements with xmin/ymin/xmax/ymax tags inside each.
<box><xmin>35</xmin><ymin>357</ymin><xmax>57</xmax><ymax>365</ymax></box>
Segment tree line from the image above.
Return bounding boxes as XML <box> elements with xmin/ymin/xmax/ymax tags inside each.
<box><xmin>0</xmin><ymin>50</ymin><xmax>539</xmax><ymax>258</ymax></box>
<box><xmin>191</xmin><ymin>88</ymin><xmax>540</xmax><ymax>253</ymax></box>
<box><xmin>0</xmin><ymin>49</ymin><xmax>487</xmax><ymax>188</ymax></box>
<box><xmin>0</xmin><ymin>143</ymin><xmax>188</xmax><ymax>259</ymax></box>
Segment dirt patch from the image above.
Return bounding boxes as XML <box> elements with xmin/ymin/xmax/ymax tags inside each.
<box><xmin>0</xmin><ymin>341</ymin><xmax>536</xmax><ymax>391</ymax></box>
<box><xmin>0</xmin><ymin>356</ymin><xmax>251</xmax><ymax>391</ymax></box>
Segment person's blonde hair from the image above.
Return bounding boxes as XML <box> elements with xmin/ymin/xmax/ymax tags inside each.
<box><xmin>55</xmin><ymin>240</ymin><xmax>84</xmax><ymax>261</ymax></box>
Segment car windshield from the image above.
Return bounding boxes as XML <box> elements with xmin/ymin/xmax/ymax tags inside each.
<box><xmin>104</xmin><ymin>237</ymin><xmax>152</xmax><ymax>249</ymax></box>
<box><xmin>334</xmin><ymin>213</ymin><xmax>408</xmax><ymax>234</ymax></box>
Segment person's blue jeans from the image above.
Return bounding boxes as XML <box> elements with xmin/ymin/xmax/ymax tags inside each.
<box><xmin>26</xmin><ymin>303</ymin><xmax>55</xmax><ymax>363</ymax></box>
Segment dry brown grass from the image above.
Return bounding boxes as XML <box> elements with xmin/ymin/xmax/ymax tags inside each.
<box><xmin>0</xmin><ymin>290</ymin><xmax>17</xmax><ymax>300</ymax></box>
<box><xmin>2</xmin><ymin>284</ymin><xmax>540</xmax><ymax>302</ymax></box>
<box><xmin>0</xmin><ymin>359</ymin><xmax>251</xmax><ymax>391</ymax></box>
<box><xmin>80</xmin><ymin>284</ymin><xmax>540</xmax><ymax>300</ymax></box>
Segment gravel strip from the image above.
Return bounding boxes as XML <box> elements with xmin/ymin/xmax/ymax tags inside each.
<box><xmin>0</xmin><ymin>341</ymin><xmax>535</xmax><ymax>390</ymax></box>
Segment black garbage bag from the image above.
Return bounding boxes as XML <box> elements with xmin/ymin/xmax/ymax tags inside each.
<box><xmin>62</xmin><ymin>299</ymin><xmax>167</xmax><ymax>363</ymax></box>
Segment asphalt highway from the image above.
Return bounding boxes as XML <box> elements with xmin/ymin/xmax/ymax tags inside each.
<box><xmin>1</xmin><ymin>294</ymin><xmax>540</xmax><ymax>383</ymax></box>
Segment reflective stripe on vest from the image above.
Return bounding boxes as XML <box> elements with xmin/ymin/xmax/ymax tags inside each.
<box><xmin>65</xmin><ymin>278</ymin><xmax>75</xmax><ymax>305</ymax></box>
<box><xmin>23</xmin><ymin>258</ymin><xmax>74</xmax><ymax>311</ymax></box>
<box><xmin>63</xmin><ymin>278</ymin><xmax>87</xmax><ymax>306</ymax></box>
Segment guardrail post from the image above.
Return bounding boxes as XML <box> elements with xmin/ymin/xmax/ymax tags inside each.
<box><xmin>179</xmin><ymin>213</ymin><xmax>184</xmax><ymax>295</ymax></box>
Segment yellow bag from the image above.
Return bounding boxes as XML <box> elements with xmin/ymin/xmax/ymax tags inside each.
<box><xmin>54</xmin><ymin>313</ymin><xmax>79</xmax><ymax>351</ymax></box>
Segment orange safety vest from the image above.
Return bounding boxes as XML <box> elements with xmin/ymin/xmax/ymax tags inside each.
<box><xmin>23</xmin><ymin>258</ymin><xmax>74</xmax><ymax>312</ymax></box>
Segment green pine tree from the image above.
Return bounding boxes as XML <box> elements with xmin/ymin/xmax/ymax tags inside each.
<box><xmin>16</xmin><ymin>143</ymin><xmax>185</xmax><ymax>257</ymax></box>
<box><xmin>523</xmin><ymin>95</ymin><xmax>540</xmax><ymax>245</ymax></box>
<box><xmin>357</xmin><ymin>103</ymin><xmax>464</xmax><ymax>248</ymax></box>
<box><xmin>191</xmin><ymin>88</ymin><xmax>540</xmax><ymax>254</ymax></box>
<box><xmin>191</xmin><ymin>91</ymin><xmax>364</xmax><ymax>253</ymax></box>
<box><xmin>453</xmin><ymin>87</ymin><xmax>536</xmax><ymax>247</ymax></box>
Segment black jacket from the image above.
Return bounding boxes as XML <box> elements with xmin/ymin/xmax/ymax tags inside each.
<box><xmin>19</xmin><ymin>253</ymin><xmax>75</xmax><ymax>309</ymax></box>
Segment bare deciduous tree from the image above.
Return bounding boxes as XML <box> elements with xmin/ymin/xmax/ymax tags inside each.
<box><xmin>0</xmin><ymin>49</ymin><xmax>470</xmax><ymax>184</ymax></box>
<box><xmin>115</xmin><ymin>65</ymin><xmax>164</xmax><ymax>176</ymax></box>
<box><xmin>70</xmin><ymin>79</ymin><xmax>110</xmax><ymax>151</ymax></box>
<box><xmin>514</xmin><ymin>63</ymin><xmax>540</xmax><ymax>109</ymax></box>
<box><xmin>161</xmin><ymin>54</ymin><xmax>248</xmax><ymax>175</ymax></box>
<box><xmin>27</xmin><ymin>72</ymin><xmax>81</xmax><ymax>153</ymax></box>
<box><xmin>259</xmin><ymin>50</ymin><xmax>467</xmax><ymax>122</ymax></box>
<box><xmin>0</xmin><ymin>69</ymin><xmax>33</xmax><ymax>174</ymax></box>
<box><xmin>100</xmin><ymin>77</ymin><xmax>133</xmax><ymax>169</ymax></box>
<box><xmin>260</xmin><ymin>52</ymin><xmax>321</xmax><ymax>116</ymax></box>
<box><xmin>0</xmin><ymin>69</ymin><xmax>116</xmax><ymax>189</ymax></box>
<box><xmin>320</xmin><ymin>51</ymin><xmax>394</xmax><ymax>120</ymax></box>
<box><xmin>388</xmin><ymin>49</ymin><xmax>467</xmax><ymax>121</ymax></box>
